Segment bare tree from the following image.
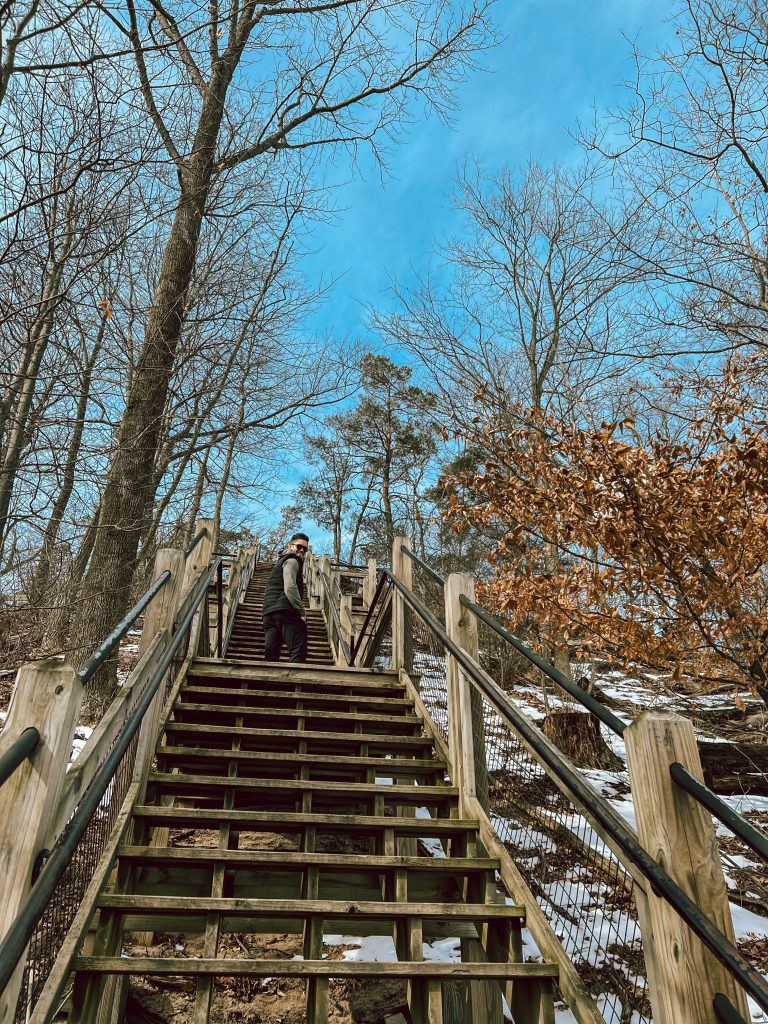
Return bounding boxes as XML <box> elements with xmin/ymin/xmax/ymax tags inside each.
<box><xmin>588</xmin><ymin>0</ymin><xmax>768</xmax><ymax>359</ymax></box>
<box><xmin>374</xmin><ymin>159</ymin><xmax>643</xmax><ymax>434</ymax></box>
<box><xmin>64</xmin><ymin>0</ymin><xmax>495</xmax><ymax>704</ymax></box>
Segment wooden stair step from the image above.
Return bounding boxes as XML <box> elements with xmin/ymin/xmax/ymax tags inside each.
<box><xmin>117</xmin><ymin>846</ymin><xmax>499</xmax><ymax>874</ymax></box>
<box><xmin>189</xmin><ymin>660</ymin><xmax>400</xmax><ymax>689</ymax></box>
<box><xmin>132</xmin><ymin>806</ymin><xmax>474</xmax><ymax>835</ymax></box>
<box><xmin>162</xmin><ymin>722</ymin><xmax>433</xmax><ymax>751</ymax></box>
<box><xmin>156</xmin><ymin>746</ymin><xmax>444</xmax><ymax>776</ymax></box>
<box><xmin>98</xmin><ymin>895</ymin><xmax>524</xmax><ymax>920</ymax></box>
<box><xmin>94</xmin><ymin>895</ymin><xmax>526</xmax><ymax>938</ymax></box>
<box><xmin>73</xmin><ymin>957</ymin><xmax>558</xmax><ymax>980</ymax></box>
<box><xmin>146</xmin><ymin>772</ymin><xmax>455</xmax><ymax>801</ymax></box>
<box><xmin>171</xmin><ymin>703</ymin><xmax>423</xmax><ymax>730</ymax></box>
<box><xmin>179</xmin><ymin>684</ymin><xmax>414</xmax><ymax>710</ymax></box>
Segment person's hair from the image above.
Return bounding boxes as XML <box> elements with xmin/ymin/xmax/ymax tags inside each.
<box><xmin>290</xmin><ymin>532</ymin><xmax>309</xmax><ymax>543</ymax></box>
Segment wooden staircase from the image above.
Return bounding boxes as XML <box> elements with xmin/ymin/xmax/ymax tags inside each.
<box><xmin>68</xmin><ymin>586</ymin><xmax>559</xmax><ymax>1024</ymax></box>
<box><xmin>226</xmin><ymin>561</ymin><xmax>335</xmax><ymax>664</ymax></box>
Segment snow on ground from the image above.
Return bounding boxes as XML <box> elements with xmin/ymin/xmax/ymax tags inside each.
<box><xmin>410</xmin><ymin>652</ymin><xmax>768</xmax><ymax>1020</ymax></box>
<box><xmin>70</xmin><ymin>724</ymin><xmax>93</xmax><ymax>764</ymax></box>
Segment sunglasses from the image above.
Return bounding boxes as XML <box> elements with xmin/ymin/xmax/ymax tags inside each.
<box><xmin>293</xmin><ymin>543</ymin><xmax>308</xmax><ymax>552</ymax></box>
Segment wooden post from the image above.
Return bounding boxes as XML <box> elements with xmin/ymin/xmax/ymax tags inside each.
<box><xmin>364</xmin><ymin>557</ymin><xmax>377</xmax><ymax>609</ymax></box>
<box><xmin>340</xmin><ymin>593</ymin><xmax>354</xmax><ymax>659</ymax></box>
<box><xmin>444</xmin><ymin>575</ymin><xmax>499</xmax><ymax>1022</ymax></box>
<box><xmin>305</xmin><ymin>552</ymin><xmax>320</xmax><ymax>610</ymax></box>
<box><xmin>182</xmin><ymin>517</ymin><xmax>213</xmax><ymax>597</ymax></box>
<box><xmin>391</xmin><ymin>536</ymin><xmax>413</xmax><ymax>675</ymax></box>
<box><xmin>132</xmin><ymin>547</ymin><xmax>186</xmax><ymax>787</ymax></box>
<box><xmin>0</xmin><ymin>659</ymin><xmax>82</xmax><ymax>1022</ymax></box>
<box><xmin>624</xmin><ymin>711</ymin><xmax>749</xmax><ymax>1024</ymax></box>
<box><xmin>445</xmin><ymin>574</ymin><xmax>488</xmax><ymax>816</ymax></box>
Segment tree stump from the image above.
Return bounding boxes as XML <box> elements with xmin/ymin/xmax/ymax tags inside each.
<box><xmin>542</xmin><ymin>710</ymin><xmax>624</xmax><ymax>769</ymax></box>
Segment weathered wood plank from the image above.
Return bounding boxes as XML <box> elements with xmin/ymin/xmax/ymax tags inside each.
<box><xmin>73</xmin><ymin>957</ymin><xmax>559</xmax><ymax>978</ymax></box>
<box><xmin>131</xmin><ymin>805</ymin><xmax>477</xmax><ymax>833</ymax></box>
<box><xmin>625</xmin><ymin>712</ymin><xmax>749</xmax><ymax>1024</ymax></box>
<box><xmin>163</xmin><ymin>722</ymin><xmax>432</xmax><ymax>749</ymax></box>
<box><xmin>116</xmin><ymin>846</ymin><xmax>500</xmax><ymax>872</ymax></box>
<box><xmin>156</xmin><ymin>745</ymin><xmax>443</xmax><ymax>774</ymax></box>
<box><xmin>146</xmin><ymin>771</ymin><xmax>456</xmax><ymax>800</ymax></box>
<box><xmin>172</xmin><ymin>701</ymin><xmax>421</xmax><ymax>727</ymax></box>
<box><xmin>181</xmin><ymin>684</ymin><xmax>413</xmax><ymax>708</ymax></box>
<box><xmin>0</xmin><ymin>659</ymin><xmax>83</xmax><ymax>1021</ymax></box>
<box><xmin>97</xmin><ymin>896</ymin><xmax>526</xmax><ymax>919</ymax></box>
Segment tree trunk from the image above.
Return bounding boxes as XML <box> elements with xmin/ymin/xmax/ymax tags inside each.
<box><xmin>29</xmin><ymin>317</ymin><xmax>106</xmax><ymax>605</ymax></box>
<box><xmin>185</xmin><ymin>449</ymin><xmax>210</xmax><ymax>545</ymax></box>
<box><xmin>211</xmin><ymin>402</ymin><xmax>244</xmax><ymax>552</ymax></box>
<box><xmin>699</xmin><ymin>741</ymin><xmax>768</xmax><ymax>796</ymax></box>
<box><xmin>542</xmin><ymin>710</ymin><xmax>624</xmax><ymax>770</ymax></box>
<box><xmin>0</xmin><ymin>259</ymin><xmax>66</xmax><ymax>559</ymax></box>
<box><xmin>68</xmin><ymin>177</ymin><xmax>211</xmax><ymax>702</ymax></box>
<box><xmin>42</xmin><ymin>502</ymin><xmax>101</xmax><ymax>654</ymax></box>
<box><xmin>348</xmin><ymin>482</ymin><xmax>373</xmax><ymax>564</ymax></box>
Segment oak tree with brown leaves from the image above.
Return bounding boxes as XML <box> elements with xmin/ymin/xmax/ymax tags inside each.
<box><xmin>444</xmin><ymin>364</ymin><xmax>768</xmax><ymax>692</ymax></box>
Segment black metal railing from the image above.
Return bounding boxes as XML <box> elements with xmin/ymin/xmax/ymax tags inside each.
<box><xmin>714</xmin><ymin>992</ymin><xmax>750</xmax><ymax>1024</ymax></box>
<box><xmin>401</xmin><ymin>545</ymin><xmax>445</xmax><ymax>587</ymax></box>
<box><xmin>0</xmin><ymin>728</ymin><xmax>40</xmax><ymax>788</ymax></box>
<box><xmin>183</xmin><ymin>525</ymin><xmax>208</xmax><ymax>559</ymax></box>
<box><xmin>385</xmin><ymin>571</ymin><xmax>768</xmax><ymax>1021</ymax></box>
<box><xmin>77</xmin><ymin>570</ymin><xmax>172</xmax><ymax>686</ymax></box>
<box><xmin>670</xmin><ymin>761</ymin><xmax>768</xmax><ymax>862</ymax></box>
<box><xmin>0</xmin><ymin>558</ymin><xmax>218</xmax><ymax>1019</ymax></box>
<box><xmin>460</xmin><ymin>594</ymin><xmax>628</xmax><ymax>738</ymax></box>
<box><xmin>349</xmin><ymin>572</ymin><xmax>392</xmax><ymax>665</ymax></box>
<box><xmin>319</xmin><ymin>570</ymin><xmax>352</xmax><ymax>665</ymax></box>
<box><xmin>400</xmin><ymin>549</ymin><xmax>767</xmax><ymax>861</ymax></box>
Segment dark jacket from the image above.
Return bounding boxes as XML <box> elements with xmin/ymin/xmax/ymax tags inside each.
<box><xmin>262</xmin><ymin>552</ymin><xmax>305</xmax><ymax>616</ymax></box>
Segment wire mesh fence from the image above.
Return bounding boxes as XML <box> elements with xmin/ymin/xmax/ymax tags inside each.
<box><xmin>474</xmin><ymin>685</ymin><xmax>651</xmax><ymax>1024</ymax></box>
<box><xmin>462</xmin><ymin>605</ymin><xmax>652</xmax><ymax>1024</ymax></box>
<box><xmin>405</xmin><ymin>556</ymin><xmax>450</xmax><ymax>745</ymax></box>
<box><xmin>12</xmin><ymin>609</ymin><xmax>196</xmax><ymax>1021</ymax></box>
<box><xmin>410</xmin><ymin>605</ymin><xmax>450</xmax><ymax>746</ymax></box>
<box><xmin>407</xmin><ymin>554</ymin><xmax>445</xmax><ymax>627</ymax></box>
<box><xmin>320</xmin><ymin>574</ymin><xmax>342</xmax><ymax>663</ymax></box>
<box><xmin>371</xmin><ymin>608</ymin><xmax>393</xmax><ymax>671</ymax></box>
<box><xmin>13</xmin><ymin>728</ymin><xmax>141</xmax><ymax>1021</ymax></box>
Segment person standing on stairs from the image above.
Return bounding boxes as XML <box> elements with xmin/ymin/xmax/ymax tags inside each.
<box><xmin>262</xmin><ymin>532</ymin><xmax>310</xmax><ymax>662</ymax></box>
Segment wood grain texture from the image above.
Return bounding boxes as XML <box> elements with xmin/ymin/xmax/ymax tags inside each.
<box><xmin>624</xmin><ymin>711</ymin><xmax>749</xmax><ymax>1024</ymax></box>
<box><xmin>0</xmin><ymin>659</ymin><xmax>82</xmax><ymax>1022</ymax></box>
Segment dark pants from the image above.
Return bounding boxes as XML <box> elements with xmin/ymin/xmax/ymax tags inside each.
<box><xmin>263</xmin><ymin>609</ymin><xmax>307</xmax><ymax>662</ymax></box>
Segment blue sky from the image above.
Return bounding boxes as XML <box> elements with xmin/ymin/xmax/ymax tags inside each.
<box><xmin>299</xmin><ymin>0</ymin><xmax>674</xmax><ymax>342</ymax></box>
<box><xmin>252</xmin><ymin>0</ymin><xmax>676</xmax><ymax>542</ymax></box>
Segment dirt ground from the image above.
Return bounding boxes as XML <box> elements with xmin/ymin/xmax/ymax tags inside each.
<box><xmin>124</xmin><ymin>932</ymin><xmax>408</xmax><ymax>1024</ymax></box>
<box><xmin>120</xmin><ymin>827</ymin><xmax>410</xmax><ymax>1024</ymax></box>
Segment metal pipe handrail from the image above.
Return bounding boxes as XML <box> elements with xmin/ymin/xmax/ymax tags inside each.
<box><xmin>216</xmin><ymin>559</ymin><xmax>224</xmax><ymax>657</ymax></box>
<box><xmin>399</xmin><ymin>546</ymin><xmax>627</xmax><ymax>736</ymax></box>
<box><xmin>222</xmin><ymin>548</ymin><xmax>256</xmax><ymax>656</ymax></box>
<box><xmin>714</xmin><ymin>993</ymin><xmax>749</xmax><ymax>1024</ymax></box>
<box><xmin>319</xmin><ymin>570</ymin><xmax>352</xmax><ymax>665</ymax></box>
<box><xmin>387</xmin><ymin>572</ymin><xmax>768</xmax><ymax>1014</ymax></box>
<box><xmin>459</xmin><ymin>594</ymin><xmax>627</xmax><ymax>737</ymax></box>
<box><xmin>0</xmin><ymin>727</ymin><xmax>40</xmax><ymax>788</ymax></box>
<box><xmin>184</xmin><ymin>526</ymin><xmax>208</xmax><ymax>559</ymax></box>
<box><xmin>462</xmin><ymin>592</ymin><xmax>766</xmax><ymax>870</ymax></box>
<box><xmin>0</xmin><ymin>557</ymin><xmax>219</xmax><ymax>997</ymax></box>
<box><xmin>349</xmin><ymin>573</ymin><xmax>391</xmax><ymax>665</ymax></box>
<box><xmin>670</xmin><ymin>762</ymin><xmax>768</xmax><ymax>864</ymax></box>
<box><xmin>77</xmin><ymin>570</ymin><xmax>172</xmax><ymax>685</ymax></box>
<box><xmin>401</xmin><ymin>545</ymin><xmax>445</xmax><ymax>587</ymax></box>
